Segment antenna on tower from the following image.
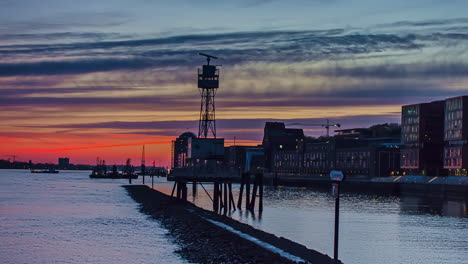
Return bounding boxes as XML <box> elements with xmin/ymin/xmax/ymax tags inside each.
<box><xmin>197</xmin><ymin>53</ymin><xmax>220</xmax><ymax>138</ymax></box>
<box><xmin>199</xmin><ymin>53</ymin><xmax>218</xmax><ymax>65</ymax></box>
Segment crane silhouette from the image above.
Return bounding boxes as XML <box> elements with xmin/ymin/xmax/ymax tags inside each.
<box><xmin>4</xmin><ymin>155</ymin><xmax>19</xmax><ymax>163</ymax></box>
<box><xmin>288</xmin><ymin>119</ymin><xmax>341</xmax><ymax>137</ymax></box>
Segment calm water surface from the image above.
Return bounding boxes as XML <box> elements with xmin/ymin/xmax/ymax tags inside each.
<box><xmin>2</xmin><ymin>170</ymin><xmax>467</xmax><ymax>264</ymax></box>
<box><xmin>149</xmin><ymin>176</ymin><xmax>468</xmax><ymax>264</ymax></box>
<box><xmin>0</xmin><ymin>170</ymin><xmax>189</xmax><ymax>264</ymax></box>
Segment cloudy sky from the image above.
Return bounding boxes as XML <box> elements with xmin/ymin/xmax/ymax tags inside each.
<box><xmin>1</xmin><ymin>0</ymin><xmax>468</xmax><ymax>165</ymax></box>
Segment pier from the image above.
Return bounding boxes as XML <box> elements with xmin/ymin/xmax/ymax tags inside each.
<box><xmin>168</xmin><ymin>168</ymin><xmax>264</xmax><ymax>214</ymax></box>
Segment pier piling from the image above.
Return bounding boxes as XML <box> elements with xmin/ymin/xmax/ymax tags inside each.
<box><xmin>245</xmin><ymin>174</ymin><xmax>251</xmax><ymax>209</ymax></box>
<box><xmin>213</xmin><ymin>182</ymin><xmax>219</xmax><ymax>211</ymax></box>
<box><xmin>224</xmin><ymin>182</ymin><xmax>228</xmax><ymax>215</ymax></box>
<box><xmin>192</xmin><ymin>182</ymin><xmax>197</xmax><ymax>196</ymax></box>
<box><xmin>249</xmin><ymin>175</ymin><xmax>258</xmax><ymax>211</ymax></box>
<box><xmin>237</xmin><ymin>173</ymin><xmax>246</xmax><ymax>209</ymax></box>
<box><xmin>258</xmin><ymin>173</ymin><xmax>263</xmax><ymax>212</ymax></box>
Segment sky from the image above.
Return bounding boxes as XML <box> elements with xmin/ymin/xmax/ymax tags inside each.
<box><xmin>1</xmin><ymin>0</ymin><xmax>468</xmax><ymax>165</ymax></box>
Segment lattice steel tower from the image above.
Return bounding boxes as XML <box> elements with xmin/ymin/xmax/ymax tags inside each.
<box><xmin>197</xmin><ymin>53</ymin><xmax>220</xmax><ymax>138</ymax></box>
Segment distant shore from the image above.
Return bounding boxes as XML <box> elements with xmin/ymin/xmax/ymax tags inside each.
<box><xmin>124</xmin><ymin>185</ymin><xmax>339</xmax><ymax>264</ymax></box>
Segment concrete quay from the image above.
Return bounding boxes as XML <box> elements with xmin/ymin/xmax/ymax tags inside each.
<box><xmin>124</xmin><ymin>185</ymin><xmax>340</xmax><ymax>264</ymax></box>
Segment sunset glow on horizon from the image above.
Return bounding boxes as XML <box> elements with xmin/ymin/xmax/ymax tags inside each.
<box><xmin>2</xmin><ymin>1</ymin><xmax>468</xmax><ymax>165</ymax></box>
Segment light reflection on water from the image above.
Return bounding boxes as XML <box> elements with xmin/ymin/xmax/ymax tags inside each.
<box><xmin>0</xmin><ymin>170</ymin><xmax>189</xmax><ymax>264</ymax></box>
<box><xmin>149</xmin><ymin>176</ymin><xmax>468</xmax><ymax>264</ymax></box>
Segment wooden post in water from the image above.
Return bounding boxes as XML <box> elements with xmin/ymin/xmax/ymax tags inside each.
<box><xmin>237</xmin><ymin>173</ymin><xmax>246</xmax><ymax>209</ymax></box>
<box><xmin>245</xmin><ymin>173</ymin><xmax>250</xmax><ymax>210</ymax></box>
<box><xmin>171</xmin><ymin>182</ymin><xmax>177</xmax><ymax>197</ymax></box>
<box><xmin>142</xmin><ymin>174</ymin><xmax>145</xmax><ymax>184</ymax></box>
<box><xmin>219</xmin><ymin>182</ymin><xmax>223</xmax><ymax>211</ymax></box>
<box><xmin>151</xmin><ymin>175</ymin><xmax>154</xmax><ymax>189</ymax></box>
<box><xmin>213</xmin><ymin>182</ymin><xmax>219</xmax><ymax>211</ymax></box>
<box><xmin>229</xmin><ymin>183</ymin><xmax>235</xmax><ymax>211</ymax></box>
<box><xmin>192</xmin><ymin>182</ymin><xmax>197</xmax><ymax>196</ymax></box>
<box><xmin>223</xmin><ymin>182</ymin><xmax>228</xmax><ymax>215</ymax></box>
<box><xmin>176</xmin><ymin>181</ymin><xmax>181</xmax><ymax>199</ymax></box>
<box><xmin>258</xmin><ymin>173</ymin><xmax>263</xmax><ymax>212</ymax></box>
<box><xmin>181</xmin><ymin>182</ymin><xmax>188</xmax><ymax>201</ymax></box>
<box><xmin>249</xmin><ymin>174</ymin><xmax>258</xmax><ymax>211</ymax></box>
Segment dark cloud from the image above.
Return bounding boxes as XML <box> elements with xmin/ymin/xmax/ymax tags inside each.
<box><xmin>0</xmin><ymin>11</ymin><xmax>132</xmax><ymax>34</ymax></box>
<box><xmin>1</xmin><ymin>32</ymin><xmax>131</xmax><ymax>44</ymax></box>
<box><xmin>1</xmin><ymin>74</ymin><xmax>465</xmax><ymax>110</ymax></box>
<box><xmin>378</xmin><ymin>17</ymin><xmax>468</xmax><ymax>28</ymax></box>
<box><xmin>0</xmin><ymin>30</ymin><xmax>424</xmax><ymax>76</ymax></box>
<box><xmin>18</xmin><ymin>115</ymin><xmax>401</xmax><ymax>140</ymax></box>
<box><xmin>0</xmin><ymin>58</ymin><xmax>155</xmax><ymax>76</ymax></box>
<box><xmin>316</xmin><ymin>63</ymin><xmax>468</xmax><ymax>79</ymax></box>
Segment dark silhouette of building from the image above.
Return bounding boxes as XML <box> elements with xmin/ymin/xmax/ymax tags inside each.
<box><xmin>302</xmin><ymin>137</ymin><xmax>334</xmax><ymax>175</ymax></box>
<box><xmin>58</xmin><ymin>157</ymin><xmax>70</xmax><ymax>169</ymax></box>
<box><xmin>224</xmin><ymin>145</ymin><xmax>264</xmax><ymax>173</ymax></box>
<box><xmin>401</xmin><ymin>101</ymin><xmax>445</xmax><ymax>176</ymax></box>
<box><xmin>262</xmin><ymin>122</ymin><xmax>304</xmax><ymax>172</ymax></box>
<box><xmin>225</xmin><ymin>146</ymin><xmax>248</xmax><ymax>170</ymax></box>
<box><xmin>334</xmin><ymin>128</ymin><xmax>401</xmax><ymax>178</ymax></box>
<box><xmin>264</xmin><ymin>122</ymin><xmax>401</xmax><ymax>178</ymax></box>
<box><xmin>172</xmin><ymin>132</ymin><xmax>197</xmax><ymax>168</ymax></box>
<box><xmin>444</xmin><ymin>96</ymin><xmax>468</xmax><ymax>175</ymax></box>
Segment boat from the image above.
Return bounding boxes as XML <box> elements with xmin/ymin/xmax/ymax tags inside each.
<box><xmin>89</xmin><ymin>158</ymin><xmax>138</xmax><ymax>179</ymax></box>
<box><xmin>30</xmin><ymin>168</ymin><xmax>59</xmax><ymax>173</ymax></box>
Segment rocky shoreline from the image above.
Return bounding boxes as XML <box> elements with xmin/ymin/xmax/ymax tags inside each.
<box><xmin>124</xmin><ymin>185</ymin><xmax>340</xmax><ymax>264</ymax></box>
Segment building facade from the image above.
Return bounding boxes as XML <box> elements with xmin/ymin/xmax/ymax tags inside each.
<box><xmin>444</xmin><ymin>96</ymin><xmax>468</xmax><ymax>175</ymax></box>
<box><xmin>262</xmin><ymin>122</ymin><xmax>304</xmax><ymax>172</ymax></box>
<box><xmin>267</xmin><ymin>123</ymin><xmax>401</xmax><ymax>178</ymax></box>
<box><xmin>171</xmin><ymin>132</ymin><xmax>197</xmax><ymax>168</ymax></box>
<box><xmin>400</xmin><ymin>101</ymin><xmax>445</xmax><ymax>176</ymax></box>
<box><xmin>58</xmin><ymin>157</ymin><xmax>70</xmax><ymax>169</ymax></box>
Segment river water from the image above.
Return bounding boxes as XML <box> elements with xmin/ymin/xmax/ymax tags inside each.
<box><xmin>1</xmin><ymin>170</ymin><xmax>467</xmax><ymax>264</ymax></box>
<box><xmin>148</xmin><ymin>175</ymin><xmax>468</xmax><ymax>264</ymax></box>
<box><xmin>0</xmin><ymin>169</ymin><xmax>189</xmax><ymax>264</ymax></box>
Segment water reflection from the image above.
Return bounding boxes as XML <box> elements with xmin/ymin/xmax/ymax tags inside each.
<box><xmin>0</xmin><ymin>170</ymin><xmax>188</xmax><ymax>264</ymax></box>
<box><xmin>400</xmin><ymin>195</ymin><xmax>468</xmax><ymax>218</ymax></box>
<box><xmin>145</xmin><ymin>177</ymin><xmax>467</xmax><ymax>264</ymax></box>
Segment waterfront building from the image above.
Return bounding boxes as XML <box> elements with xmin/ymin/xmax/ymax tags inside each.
<box><xmin>334</xmin><ymin>128</ymin><xmax>401</xmax><ymax>178</ymax></box>
<box><xmin>171</xmin><ymin>132</ymin><xmax>197</xmax><ymax>168</ymax></box>
<box><xmin>58</xmin><ymin>157</ymin><xmax>70</xmax><ymax>169</ymax></box>
<box><xmin>444</xmin><ymin>96</ymin><xmax>468</xmax><ymax>176</ymax></box>
<box><xmin>225</xmin><ymin>145</ymin><xmax>248</xmax><ymax>170</ymax></box>
<box><xmin>272</xmin><ymin>147</ymin><xmax>303</xmax><ymax>174</ymax></box>
<box><xmin>262</xmin><ymin>122</ymin><xmax>304</xmax><ymax>172</ymax></box>
<box><xmin>266</xmin><ymin>123</ymin><xmax>401</xmax><ymax>178</ymax></box>
<box><xmin>187</xmin><ymin>137</ymin><xmax>225</xmax><ymax>162</ymax></box>
<box><xmin>302</xmin><ymin>138</ymin><xmax>334</xmax><ymax>175</ymax></box>
<box><xmin>245</xmin><ymin>146</ymin><xmax>264</xmax><ymax>172</ymax></box>
<box><xmin>400</xmin><ymin>100</ymin><xmax>445</xmax><ymax>176</ymax></box>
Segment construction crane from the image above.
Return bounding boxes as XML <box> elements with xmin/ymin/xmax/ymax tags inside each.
<box><xmin>4</xmin><ymin>155</ymin><xmax>18</xmax><ymax>163</ymax></box>
<box><xmin>288</xmin><ymin>119</ymin><xmax>341</xmax><ymax>137</ymax></box>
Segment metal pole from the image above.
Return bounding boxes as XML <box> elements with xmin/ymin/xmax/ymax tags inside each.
<box><xmin>334</xmin><ymin>182</ymin><xmax>340</xmax><ymax>261</ymax></box>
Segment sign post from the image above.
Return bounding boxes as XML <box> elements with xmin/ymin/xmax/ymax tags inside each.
<box><xmin>330</xmin><ymin>170</ymin><xmax>344</xmax><ymax>262</ymax></box>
